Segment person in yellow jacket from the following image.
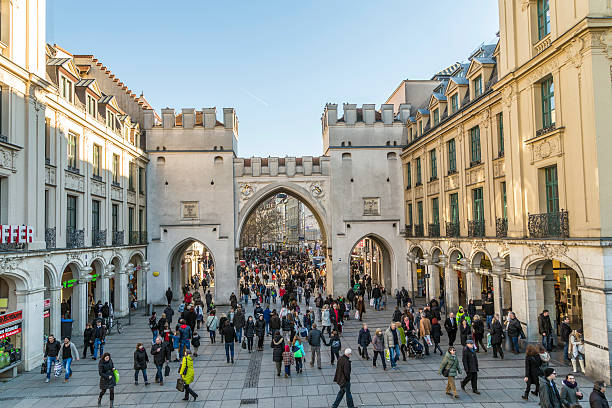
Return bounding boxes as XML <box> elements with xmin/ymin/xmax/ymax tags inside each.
<box><xmin>180</xmin><ymin>349</ymin><xmax>197</xmax><ymax>401</ymax></box>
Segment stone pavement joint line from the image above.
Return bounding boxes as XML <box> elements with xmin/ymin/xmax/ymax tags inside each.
<box><xmin>244</xmin><ymin>348</ymin><xmax>263</xmax><ymax>388</ymax></box>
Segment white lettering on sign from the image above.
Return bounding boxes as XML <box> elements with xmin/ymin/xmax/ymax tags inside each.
<box><xmin>0</xmin><ymin>225</ymin><xmax>33</xmax><ymax>244</ymax></box>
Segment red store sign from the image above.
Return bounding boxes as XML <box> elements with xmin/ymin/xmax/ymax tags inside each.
<box><xmin>0</xmin><ymin>310</ymin><xmax>22</xmax><ymax>326</ymax></box>
<box><xmin>0</xmin><ymin>324</ymin><xmax>21</xmax><ymax>340</ymax></box>
<box><xmin>0</xmin><ymin>225</ymin><xmax>33</xmax><ymax>244</ymax></box>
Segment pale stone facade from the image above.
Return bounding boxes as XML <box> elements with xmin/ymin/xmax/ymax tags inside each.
<box><xmin>398</xmin><ymin>0</ymin><xmax>612</xmax><ymax>382</ymax></box>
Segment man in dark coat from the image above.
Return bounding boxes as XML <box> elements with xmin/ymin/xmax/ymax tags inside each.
<box><xmin>560</xmin><ymin>316</ymin><xmax>572</xmax><ymax>361</ymax></box>
<box><xmin>460</xmin><ymin>340</ymin><xmax>480</xmax><ymax>394</ymax></box>
<box><xmin>538</xmin><ymin>368</ymin><xmax>562</xmax><ymax>408</ymax></box>
<box><xmin>444</xmin><ymin>312</ymin><xmax>458</xmax><ymax>346</ymax></box>
<box><xmin>165</xmin><ymin>287</ymin><xmax>173</xmax><ymax>304</ymax></box>
<box><xmin>589</xmin><ymin>381</ymin><xmax>609</xmax><ymax>408</ymax></box>
<box><xmin>538</xmin><ymin>310</ymin><xmax>553</xmax><ymax>351</ymax></box>
<box><xmin>332</xmin><ymin>348</ymin><xmax>355</xmax><ymax>408</ymax></box>
<box><xmin>163</xmin><ymin>304</ymin><xmax>174</xmax><ymax>325</ymax></box>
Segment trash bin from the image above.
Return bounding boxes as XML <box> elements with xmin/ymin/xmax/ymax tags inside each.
<box><xmin>61</xmin><ymin>318</ymin><xmax>73</xmax><ymax>340</ymax></box>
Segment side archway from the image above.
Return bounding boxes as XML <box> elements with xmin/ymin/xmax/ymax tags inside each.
<box><xmin>349</xmin><ymin>234</ymin><xmax>394</xmax><ymax>294</ymax></box>
<box><xmin>168</xmin><ymin>238</ymin><xmax>216</xmax><ymax>300</ymax></box>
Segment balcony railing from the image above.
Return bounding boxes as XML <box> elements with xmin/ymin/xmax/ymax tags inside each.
<box><xmin>496</xmin><ymin>218</ymin><xmax>508</xmax><ymax>238</ymax></box>
<box><xmin>66</xmin><ymin>227</ymin><xmax>84</xmax><ymax>249</ymax></box>
<box><xmin>45</xmin><ymin>228</ymin><xmax>56</xmax><ymax>249</ymax></box>
<box><xmin>428</xmin><ymin>223</ymin><xmax>440</xmax><ymax>238</ymax></box>
<box><xmin>404</xmin><ymin>225</ymin><xmax>413</xmax><ymax>238</ymax></box>
<box><xmin>468</xmin><ymin>220</ymin><xmax>485</xmax><ymax>237</ymax></box>
<box><xmin>0</xmin><ymin>242</ymin><xmax>26</xmax><ymax>251</ymax></box>
<box><xmin>129</xmin><ymin>231</ymin><xmax>147</xmax><ymax>245</ymax></box>
<box><xmin>92</xmin><ymin>229</ymin><xmax>107</xmax><ymax>247</ymax></box>
<box><xmin>414</xmin><ymin>225</ymin><xmax>424</xmax><ymax>238</ymax></box>
<box><xmin>528</xmin><ymin>210</ymin><xmax>569</xmax><ymax>238</ymax></box>
<box><xmin>92</xmin><ymin>174</ymin><xmax>103</xmax><ymax>182</ymax></box>
<box><xmin>446</xmin><ymin>221</ymin><xmax>460</xmax><ymax>238</ymax></box>
<box><xmin>112</xmin><ymin>230</ymin><xmax>124</xmax><ymax>246</ymax></box>
<box><xmin>536</xmin><ymin>123</ymin><xmax>556</xmax><ymax>138</ymax></box>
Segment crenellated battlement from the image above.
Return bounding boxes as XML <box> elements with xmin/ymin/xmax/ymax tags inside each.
<box><xmin>322</xmin><ymin>103</ymin><xmax>412</xmax><ymax>129</ymax></box>
<box><xmin>143</xmin><ymin>107</ymin><xmax>238</xmax><ymax>133</ymax></box>
<box><xmin>234</xmin><ymin>156</ymin><xmax>330</xmax><ymax>177</ymax></box>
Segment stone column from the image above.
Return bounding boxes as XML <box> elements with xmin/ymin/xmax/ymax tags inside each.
<box><xmin>492</xmin><ymin>271</ymin><xmax>503</xmax><ymax>316</ymax></box>
<box><xmin>115</xmin><ymin>264</ymin><xmax>131</xmax><ymax>318</ymax></box>
<box><xmin>73</xmin><ymin>266</ymin><xmax>92</xmax><ymax>333</ymax></box>
<box><xmin>444</xmin><ymin>264</ymin><xmax>458</xmax><ymax>313</ymax></box>
<box><xmin>427</xmin><ymin>263</ymin><xmax>440</xmax><ymax>303</ymax></box>
<box><xmin>49</xmin><ymin>286</ymin><xmax>62</xmax><ymax>337</ymax></box>
<box><xmin>99</xmin><ymin>264</ymin><xmax>114</xmax><ymax>304</ymax></box>
<box><xmin>406</xmin><ymin>256</ymin><xmax>416</xmax><ymax>300</ymax></box>
<box><xmin>511</xmin><ymin>274</ymin><xmax>545</xmax><ymax>341</ymax></box>
<box><xmin>465</xmin><ymin>269</ymin><xmax>480</xmax><ymax>304</ymax></box>
<box><xmin>16</xmin><ymin>287</ymin><xmax>45</xmax><ymax>371</ymax></box>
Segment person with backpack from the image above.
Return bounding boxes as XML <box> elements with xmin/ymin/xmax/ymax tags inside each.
<box><xmin>326</xmin><ymin>330</ymin><xmax>342</xmax><ymax>365</ymax></box>
<box><xmin>194</xmin><ymin>304</ymin><xmax>204</xmax><ymax>330</ymax></box>
<box><xmin>439</xmin><ymin>346</ymin><xmax>461</xmax><ymax>399</ymax></box>
<box><xmin>133</xmin><ymin>342</ymin><xmax>150</xmax><ymax>386</ymax></box>
<box><xmin>150</xmin><ymin>337</ymin><xmax>168</xmax><ymax>386</ymax></box>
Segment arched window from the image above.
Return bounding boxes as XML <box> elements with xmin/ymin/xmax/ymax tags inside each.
<box><xmin>341</xmin><ymin>141</ymin><xmax>345</xmax><ymax>147</ymax></box>
<box><xmin>214</xmin><ymin>156</ymin><xmax>223</xmax><ymax>165</ymax></box>
<box><xmin>387</xmin><ymin>152</ymin><xmax>397</xmax><ymax>160</ymax></box>
<box><xmin>342</xmin><ymin>152</ymin><xmax>351</xmax><ymax>160</ymax></box>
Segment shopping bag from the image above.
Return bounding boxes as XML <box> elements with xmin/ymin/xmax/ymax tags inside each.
<box><xmin>40</xmin><ymin>359</ymin><xmax>46</xmax><ymax>374</ymax></box>
<box><xmin>369</xmin><ymin>299</ymin><xmax>375</xmax><ymax>307</ymax></box>
<box><xmin>486</xmin><ymin>333</ymin><xmax>492</xmax><ymax>348</ymax></box>
<box><xmin>354</xmin><ymin>311</ymin><xmax>360</xmax><ymax>320</ymax></box>
<box><xmin>424</xmin><ymin>335</ymin><xmax>433</xmax><ymax>347</ymax></box>
<box><xmin>53</xmin><ymin>360</ymin><xmax>62</xmax><ymax>377</ymax></box>
<box><xmin>164</xmin><ymin>364</ymin><xmax>170</xmax><ymax>377</ymax></box>
<box><xmin>385</xmin><ymin>349</ymin><xmax>390</xmax><ymax>361</ymax></box>
<box><xmin>113</xmin><ymin>369</ymin><xmax>120</xmax><ymax>384</ymax></box>
<box><xmin>176</xmin><ymin>377</ymin><xmax>185</xmax><ymax>392</ymax></box>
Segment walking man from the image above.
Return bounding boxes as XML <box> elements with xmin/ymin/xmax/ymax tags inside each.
<box><xmin>93</xmin><ymin>319</ymin><xmax>106</xmax><ymax>360</ymax></box>
<box><xmin>460</xmin><ymin>340</ymin><xmax>480</xmax><ymax>394</ymax></box>
<box><xmin>307</xmin><ymin>323</ymin><xmax>323</xmax><ymax>369</ymax></box>
<box><xmin>445</xmin><ymin>312</ymin><xmax>458</xmax><ymax>347</ymax></box>
<box><xmin>538</xmin><ymin>309</ymin><xmax>553</xmax><ymax>352</ymax></box>
<box><xmin>331</xmin><ymin>348</ymin><xmax>355</xmax><ymax>408</ymax></box>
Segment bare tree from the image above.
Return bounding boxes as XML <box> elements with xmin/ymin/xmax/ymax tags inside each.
<box><xmin>240</xmin><ymin>198</ymin><xmax>284</xmax><ymax>248</ymax></box>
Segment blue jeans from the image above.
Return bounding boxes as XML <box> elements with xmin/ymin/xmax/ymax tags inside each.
<box><xmin>62</xmin><ymin>357</ymin><xmax>72</xmax><ymax>379</ymax></box>
<box><xmin>486</xmin><ymin>315</ymin><xmax>493</xmax><ymax>329</ymax></box>
<box><xmin>134</xmin><ymin>368</ymin><xmax>148</xmax><ymax>382</ymax></box>
<box><xmin>46</xmin><ymin>356</ymin><xmax>57</xmax><ymax>379</ymax></box>
<box><xmin>563</xmin><ymin>342</ymin><xmax>569</xmax><ymax>360</ymax></box>
<box><xmin>179</xmin><ymin>340</ymin><xmax>190</xmax><ymax>358</ymax></box>
<box><xmin>155</xmin><ymin>364</ymin><xmax>163</xmax><ymax>382</ymax></box>
<box><xmin>265</xmin><ymin>322</ymin><xmax>270</xmax><ymax>335</ymax></box>
<box><xmin>374</xmin><ymin>298</ymin><xmax>381</xmax><ymax>311</ymax></box>
<box><xmin>225</xmin><ymin>342</ymin><xmax>234</xmax><ymax>362</ymax></box>
<box><xmin>235</xmin><ymin>327</ymin><xmax>243</xmax><ymax>342</ymax></box>
<box><xmin>389</xmin><ymin>344</ymin><xmax>400</xmax><ymax>368</ymax></box>
<box><xmin>152</xmin><ymin>330</ymin><xmax>159</xmax><ymax>344</ymax></box>
<box><xmin>94</xmin><ymin>338</ymin><xmax>104</xmax><ymax>358</ymax></box>
<box><xmin>332</xmin><ymin>380</ymin><xmax>354</xmax><ymax>408</ymax></box>
<box><xmin>542</xmin><ymin>335</ymin><xmax>553</xmax><ymax>351</ymax></box>
<box><xmin>511</xmin><ymin>336</ymin><xmax>520</xmax><ymax>353</ymax></box>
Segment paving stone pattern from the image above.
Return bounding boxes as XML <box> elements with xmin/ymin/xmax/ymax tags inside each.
<box><xmin>0</xmin><ymin>298</ymin><xmax>603</xmax><ymax>407</ymax></box>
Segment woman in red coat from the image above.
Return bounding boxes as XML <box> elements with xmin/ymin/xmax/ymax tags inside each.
<box><xmin>184</xmin><ymin>292</ymin><xmax>193</xmax><ymax>305</ymax></box>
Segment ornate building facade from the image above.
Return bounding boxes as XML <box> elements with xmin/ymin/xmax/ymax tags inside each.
<box><xmin>398</xmin><ymin>0</ymin><xmax>612</xmax><ymax>381</ymax></box>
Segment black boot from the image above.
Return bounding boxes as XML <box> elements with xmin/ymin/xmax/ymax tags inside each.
<box><xmin>98</xmin><ymin>396</ymin><xmax>102</xmax><ymax>407</ymax></box>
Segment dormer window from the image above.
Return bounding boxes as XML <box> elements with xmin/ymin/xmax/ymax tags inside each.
<box><xmin>473</xmin><ymin>75</ymin><xmax>483</xmax><ymax>98</ymax></box>
<box><xmin>409</xmin><ymin>127</ymin><xmax>413</xmax><ymax>141</ymax></box>
<box><xmin>106</xmin><ymin>110</ymin><xmax>116</xmax><ymax>130</ymax></box>
<box><xmin>86</xmin><ymin>94</ymin><xmax>97</xmax><ymax>117</ymax></box>
<box><xmin>450</xmin><ymin>94</ymin><xmax>459</xmax><ymax>113</ymax></box>
<box><xmin>60</xmin><ymin>75</ymin><xmax>74</xmax><ymax>103</ymax></box>
<box><xmin>433</xmin><ymin>109</ymin><xmax>439</xmax><ymax>126</ymax></box>
<box><xmin>419</xmin><ymin>121</ymin><xmax>423</xmax><ymax>136</ymax></box>
<box><xmin>537</xmin><ymin>0</ymin><xmax>550</xmax><ymax>40</ymax></box>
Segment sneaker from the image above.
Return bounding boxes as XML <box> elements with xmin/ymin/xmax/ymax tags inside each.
<box><xmin>64</xmin><ymin>379</ymin><xmax>69</xmax><ymax>383</ymax></box>
<box><xmin>160</xmin><ymin>382</ymin><xmax>164</xmax><ymax>386</ymax></box>
<box><xmin>145</xmin><ymin>382</ymin><xmax>150</xmax><ymax>386</ymax></box>
<box><xmin>45</xmin><ymin>379</ymin><xmax>50</xmax><ymax>383</ymax></box>
<box><xmin>473</xmin><ymin>390</ymin><xmax>481</xmax><ymax>395</ymax></box>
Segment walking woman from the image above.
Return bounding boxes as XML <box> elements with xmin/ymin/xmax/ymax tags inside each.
<box><xmin>256</xmin><ymin>314</ymin><xmax>266</xmax><ymax>351</ymax></box>
<box><xmin>356</xmin><ymin>296</ymin><xmax>365</xmax><ymax>322</ymax></box>
<box><xmin>439</xmin><ymin>346</ymin><xmax>461</xmax><ymax>399</ymax></box>
<box><xmin>322</xmin><ymin>305</ymin><xmax>332</xmax><ymax>336</ymax></box>
<box><xmin>292</xmin><ymin>335</ymin><xmax>305</xmax><ymax>374</ymax></box>
<box><xmin>490</xmin><ymin>314</ymin><xmax>504</xmax><ymax>359</ymax></box>
<box><xmin>206</xmin><ymin>310</ymin><xmax>219</xmax><ymax>344</ymax></box>
<box><xmin>523</xmin><ymin>344</ymin><xmax>543</xmax><ymax>400</ymax></box>
<box><xmin>245</xmin><ymin>316</ymin><xmax>255</xmax><ymax>353</ymax></box>
<box><xmin>61</xmin><ymin>337</ymin><xmax>80</xmax><ymax>382</ymax></box>
<box><xmin>459</xmin><ymin>319</ymin><xmax>470</xmax><ymax>346</ymax></box>
<box><xmin>98</xmin><ymin>352</ymin><xmax>116</xmax><ymax>408</ymax></box>
<box><xmin>372</xmin><ymin>328</ymin><xmax>386</xmax><ymax>370</ymax></box>
<box><xmin>472</xmin><ymin>315</ymin><xmax>486</xmax><ymax>352</ymax></box>
<box><xmin>133</xmin><ymin>342</ymin><xmax>150</xmax><ymax>386</ymax></box>
<box><xmin>180</xmin><ymin>349</ymin><xmax>198</xmax><ymax>401</ymax></box>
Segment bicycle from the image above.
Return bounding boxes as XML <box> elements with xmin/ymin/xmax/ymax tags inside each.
<box><xmin>108</xmin><ymin>317</ymin><xmax>123</xmax><ymax>334</ymax></box>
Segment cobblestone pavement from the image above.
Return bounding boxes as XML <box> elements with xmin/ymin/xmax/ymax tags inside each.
<box><xmin>0</xmin><ymin>299</ymin><xmax>602</xmax><ymax>407</ymax></box>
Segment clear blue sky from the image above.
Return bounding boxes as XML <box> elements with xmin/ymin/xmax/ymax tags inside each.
<box><xmin>47</xmin><ymin>1</ymin><xmax>499</xmax><ymax>158</ymax></box>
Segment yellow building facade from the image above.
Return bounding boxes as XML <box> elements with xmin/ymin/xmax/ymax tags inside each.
<box><xmin>398</xmin><ymin>0</ymin><xmax>612</xmax><ymax>381</ymax></box>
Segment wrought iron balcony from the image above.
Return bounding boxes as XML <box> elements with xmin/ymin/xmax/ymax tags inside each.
<box><xmin>445</xmin><ymin>222</ymin><xmax>460</xmax><ymax>238</ymax></box>
<box><xmin>468</xmin><ymin>220</ymin><xmax>485</xmax><ymax>237</ymax></box>
<box><xmin>428</xmin><ymin>223</ymin><xmax>440</xmax><ymax>238</ymax></box>
<box><xmin>414</xmin><ymin>225</ymin><xmax>424</xmax><ymax>237</ymax></box>
<box><xmin>112</xmin><ymin>230</ymin><xmax>124</xmax><ymax>246</ymax></box>
<box><xmin>140</xmin><ymin>231</ymin><xmax>147</xmax><ymax>244</ymax></box>
<box><xmin>528</xmin><ymin>210</ymin><xmax>569</xmax><ymax>238</ymax></box>
<box><xmin>45</xmin><ymin>228</ymin><xmax>56</xmax><ymax>249</ymax></box>
<box><xmin>92</xmin><ymin>229</ymin><xmax>107</xmax><ymax>247</ymax></box>
<box><xmin>404</xmin><ymin>225</ymin><xmax>413</xmax><ymax>238</ymax></box>
<box><xmin>66</xmin><ymin>227</ymin><xmax>84</xmax><ymax>249</ymax></box>
<box><xmin>92</xmin><ymin>174</ymin><xmax>103</xmax><ymax>182</ymax></box>
<box><xmin>496</xmin><ymin>218</ymin><xmax>508</xmax><ymax>238</ymax></box>
<box><xmin>536</xmin><ymin>123</ymin><xmax>556</xmax><ymax>137</ymax></box>
<box><xmin>0</xmin><ymin>242</ymin><xmax>26</xmax><ymax>251</ymax></box>
<box><xmin>129</xmin><ymin>231</ymin><xmax>139</xmax><ymax>245</ymax></box>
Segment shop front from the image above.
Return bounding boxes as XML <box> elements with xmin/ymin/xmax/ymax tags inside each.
<box><xmin>0</xmin><ymin>310</ymin><xmax>23</xmax><ymax>378</ymax></box>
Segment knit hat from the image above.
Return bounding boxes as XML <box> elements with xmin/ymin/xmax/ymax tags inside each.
<box><xmin>544</xmin><ymin>368</ymin><xmax>555</xmax><ymax>377</ymax></box>
<box><xmin>466</xmin><ymin>339</ymin><xmax>474</xmax><ymax>345</ymax></box>
<box><xmin>284</xmin><ymin>345</ymin><xmax>290</xmax><ymax>352</ymax></box>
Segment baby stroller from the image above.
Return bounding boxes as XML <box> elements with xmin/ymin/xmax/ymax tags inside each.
<box><xmin>406</xmin><ymin>332</ymin><xmax>424</xmax><ymax>358</ymax></box>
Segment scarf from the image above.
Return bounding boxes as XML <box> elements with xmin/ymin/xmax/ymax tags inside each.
<box><xmin>562</xmin><ymin>380</ymin><xmax>577</xmax><ymax>389</ymax></box>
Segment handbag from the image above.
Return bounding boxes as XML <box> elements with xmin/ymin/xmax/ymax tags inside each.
<box><xmin>441</xmin><ymin>364</ymin><xmax>450</xmax><ymax>377</ymax></box>
<box><xmin>176</xmin><ymin>377</ymin><xmax>185</xmax><ymax>392</ymax></box>
<box><xmin>164</xmin><ymin>364</ymin><xmax>170</xmax><ymax>377</ymax></box>
<box><xmin>242</xmin><ymin>339</ymin><xmax>247</xmax><ymax>350</ymax></box>
<box><xmin>40</xmin><ymin>359</ymin><xmax>46</xmax><ymax>374</ymax></box>
<box><xmin>54</xmin><ymin>360</ymin><xmax>62</xmax><ymax>377</ymax></box>
<box><xmin>424</xmin><ymin>335</ymin><xmax>433</xmax><ymax>347</ymax></box>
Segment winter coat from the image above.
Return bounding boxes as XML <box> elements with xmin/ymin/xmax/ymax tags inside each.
<box><xmin>539</xmin><ymin>377</ymin><xmax>563</xmax><ymax>408</ymax></box>
<box><xmin>525</xmin><ymin>353</ymin><xmax>543</xmax><ymax>381</ymax></box>
<box><xmin>472</xmin><ymin>319</ymin><xmax>485</xmax><ymax>339</ymax></box>
<box><xmin>133</xmin><ymin>348</ymin><xmax>149</xmax><ymax>370</ymax></box>
<box><xmin>44</xmin><ymin>340</ymin><xmax>61</xmax><ymax>358</ymax></box>
<box><xmin>245</xmin><ymin>320</ymin><xmax>255</xmax><ymax>338</ymax></box>
<box><xmin>206</xmin><ymin>315</ymin><xmax>219</xmax><ymax>331</ymax></box>
<box><xmin>191</xmin><ymin>333</ymin><xmax>201</xmax><ymax>348</ymax></box>
<box><xmin>372</xmin><ymin>333</ymin><xmax>385</xmax><ymax>352</ymax></box>
<box><xmin>282</xmin><ymin>351</ymin><xmax>294</xmax><ymax>366</ymax></box>
<box><xmin>467</xmin><ymin>303</ymin><xmax>477</xmax><ymax>318</ymax></box>
<box><xmin>221</xmin><ymin>323</ymin><xmax>236</xmax><ymax>343</ymax></box>
<box><xmin>462</xmin><ymin>347</ymin><xmax>479</xmax><ymax>373</ymax></box>
<box><xmin>560</xmin><ymin>381</ymin><xmax>583</xmax><ymax>408</ymax></box>
<box><xmin>328</xmin><ymin>334</ymin><xmax>341</xmax><ymax>351</ymax></box>
<box><xmin>460</xmin><ymin>324</ymin><xmax>471</xmax><ymax>345</ymax></box>
<box><xmin>178</xmin><ymin>324</ymin><xmax>192</xmax><ymax>341</ymax></box>
<box><xmin>180</xmin><ymin>355</ymin><xmax>195</xmax><ymax>385</ymax></box>
<box><xmin>358</xmin><ymin>328</ymin><xmax>372</xmax><ymax>348</ymax></box>
<box><xmin>482</xmin><ymin>298</ymin><xmax>494</xmax><ymax>316</ymax></box>
<box><xmin>308</xmin><ymin>328</ymin><xmax>324</xmax><ymax>347</ymax></box>
<box><xmin>157</xmin><ymin>317</ymin><xmax>167</xmax><ymax>333</ymax></box>
<box><xmin>438</xmin><ymin>351</ymin><xmax>462</xmax><ymax>377</ymax></box>
<box><xmin>384</xmin><ymin>327</ymin><xmax>400</xmax><ymax>350</ymax></box>
<box><xmin>507</xmin><ymin>318</ymin><xmax>523</xmax><ymax>338</ymax></box>
<box><xmin>255</xmin><ymin>318</ymin><xmax>266</xmax><ymax>337</ymax></box>
<box><xmin>271</xmin><ymin>335</ymin><xmax>285</xmax><ymax>362</ymax></box>
<box><xmin>98</xmin><ymin>357</ymin><xmax>116</xmax><ymax>390</ymax></box>
<box><xmin>151</xmin><ymin>343</ymin><xmax>168</xmax><ymax>366</ymax></box>
<box><xmin>430</xmin><ymin>322</ymin><xmax>443</xmax><ymax>344</ymax></box>
<box><xmin>322</xmin><ymin>309</ymin><xmax>331</xmax><ymax>327</ymax></box>
<box><xmin>61</xmin><ymin>342</ymin><xmax>80</xmax><ymax>361</ymax></box>
<box><xmin>560</xmin><ymin>323</ymin><xmax>572</xmax><ymax>343</ymax></box>
<box><xmin>397</xmin><ymin>326</ymin><xmax>407</xmax><ymax>346</ymax></box>
<box><xmin>269</xmin><ymin>315</ymin><xmax>281</xmax><ymax>332</ymax></box>
<box><xmin>184</xmin><ymin>310</ymin><xmax>197</xmax><ymax>329</ymax></box>
<box><xmin>589</xmin><ymin>389</ymin><xmax>610</xmax><ymax>408</ymax></box>
<box><xmin>83</xmin><ymin>328</ymin><xmax>94</xmax><ymax>345</ymax></box>
<box><xmin>539</xmin><ymin>313</ymin><xmax>553</xmax><ymax>335</ymax></box>
<box><xmin>333</xmin><ymin>355</ymin><xmax>351</xmax><ymax>386</ymax></box>
<box><xmin>163</xmin><ymin>306</ymin><xmax>174</xmax><ymax>323</ymax></box>
<box><xmin>233</xmin><ymin>310</ymin><xmax>246</xmax><ymax>329</ymax></box>
<box><xmin>444</xmin><ymin>317</ymin><xmax>458</xmax><ymax>335</ymax></box>
<box><xmin>490</xmin><ymin>320</ymin><xmax>504</xmax><ymax>345</ymax></box>
<box><xmin>292</xmin><ymin>340</ymin><xmax>305</xmax><ymax>358</ymax></box>
<box><xmin>419</xmin><ymin>317</ymin><xmax>432</xmax><ymax>338</ymax></box>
